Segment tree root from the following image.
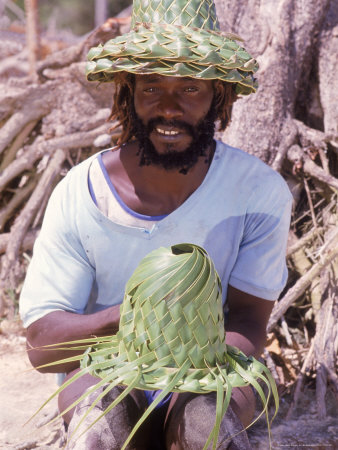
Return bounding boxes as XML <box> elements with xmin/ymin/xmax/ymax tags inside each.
<box><xmin>0</xmin><ymin>228</ymin><xmax>39</xmax><ymax>254</ymax></box>
<box><xmin>314</xmin><ymin>295</ymin><xmax>336</xmax><ymax>419</ymax></box>
<box><xmin>287</xmin><ymin>227</ymin><xmax>324</xmax><ymax>257</ymax></box>
<box><xmin>0</xmin><ymin>123</ymin><xmax>111</xmax><ymax>193</ymax></box>
<box><xmin>0</xmin><ymin>103</ymin><xmax>50</xmax><ymax>156</ymax></box>
<box><xmin>285</xmin><ymin>339</ymin><xmax>315</xmax><ymax>420</ymax></box>
<box><xmin>0</xmin><ymin>149</ymin><xmax>66</xmax><ymax>284</ymax></box>
<box><xmin>0</xmin><ymin>177</ymin><xmax>37</xmax><ymax>231</ymax></box>
<box><xmin>267</xmin><ymin>229</ymin><xmax>338</xmax><ymax>332</ymax></box>
<box><xmin>0</xmin><ymin>119</ymin><xmax>39</xmax><ymax>171</ymax></box>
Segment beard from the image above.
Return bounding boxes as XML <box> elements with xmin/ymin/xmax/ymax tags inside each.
<box><xmin>130</xmin><ymin>102</ymin><xmax>217</xmax><ymax>175</ymax></box>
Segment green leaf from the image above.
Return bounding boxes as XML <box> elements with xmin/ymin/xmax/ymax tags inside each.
<box><xmin>32</xmin><ymin>243</ymin><xmax>278</xmax><ymax>449</ymax></box>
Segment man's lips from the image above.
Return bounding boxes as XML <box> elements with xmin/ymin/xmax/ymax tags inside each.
<box><xmin>147</xmin><ymin>119</ymin><xmax>195</xmax><ymax>145</ymax></box>
<box><xmin>155</xmin><ymin>126</ymin><xmax>180</xmax><ymax>136</ymax></box>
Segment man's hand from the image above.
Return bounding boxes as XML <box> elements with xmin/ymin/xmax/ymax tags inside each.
<box><xmin>26</xmin><ymin>305</ymin><xmax>121</xmax><ymax>373</ymax></box>
<box><xmin>225</xmin><ymin>285</ymin><xmax>275</xmax><ymax>358</ymax></box>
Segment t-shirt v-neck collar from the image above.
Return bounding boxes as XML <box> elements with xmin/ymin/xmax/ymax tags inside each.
<box><xmin>86</xmin><ymin>141</ymin><xmax>222</xmax><ymax>237</ymax></box>
<box><xmin>97</xmin><ymin>152</ymin><xmax>168</xmax><ymax>222</ymax></box>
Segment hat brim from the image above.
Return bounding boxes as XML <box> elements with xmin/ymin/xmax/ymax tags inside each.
<box><xmin>86</xmin><ymin>23</ymin><xmax>259</xmax><ymax>95</ymax></box>
<box><xmin>82</xmin><ymin>337</ymin><xmax>263</xmax><ymax>393</ymax></box>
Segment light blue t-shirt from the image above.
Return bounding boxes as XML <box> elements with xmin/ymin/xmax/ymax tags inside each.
<box><xmin>20</xmin><ymin>141</ymin><xmax>292</xmax><ymax>328</ymax></box>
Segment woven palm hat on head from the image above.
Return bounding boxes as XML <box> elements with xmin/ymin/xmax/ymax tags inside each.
<box><xmin>86</xmin><ymin>0</ymin><xmax>259</xmax><ymax>95</ymax></box>
<box><xmin>73</xmin><ymin>243</ymin><xmax>277</xmax><ymax>449</ymax></box>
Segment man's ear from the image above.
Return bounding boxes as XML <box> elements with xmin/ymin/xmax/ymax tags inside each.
<box><xmin>212</xmin><ymin>80</ymin><xmax>225</xmax><ymax>110</ymax></box>
<box><xmin>213</xmin><ymin>79</ymin><xmax>223</xmax><ymax>96</ymax></box>
<box><xmin>211</xmin><ymin>80</ymin><xmax>238</xmax><ymax>131</ymax></box>
<box><xmin>212</xmin><ymin>80</ymin><xmax>225</xmax><ymax>123</ymax></box>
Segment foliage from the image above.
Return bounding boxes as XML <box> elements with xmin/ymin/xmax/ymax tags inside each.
<box><xmin>33</xmin><ymin>244</ymin><xmax>278</xmax><ymax>450</ymax></box>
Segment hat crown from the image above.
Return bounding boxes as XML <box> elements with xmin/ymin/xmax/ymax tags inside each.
<box><xmin>131</xmin><ymin>0</ymin><xmax>220</xmax><ymax>31</ymax></box>
<box><xmin>118</xmin><ymin>244</ymin><xmax>226</xmax><ymax>370</ymax></box>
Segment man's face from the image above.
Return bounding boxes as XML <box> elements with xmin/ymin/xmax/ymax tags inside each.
<box><xmin>132</xmin><ymin>74</ymin><xmax>216</xmax><ymax>172</ymax></box>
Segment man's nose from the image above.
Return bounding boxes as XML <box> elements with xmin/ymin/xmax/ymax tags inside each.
<box><xmin>157</xmin><ymin>93</ymin><xmax>183</xmax><ymax>120</ymax></box>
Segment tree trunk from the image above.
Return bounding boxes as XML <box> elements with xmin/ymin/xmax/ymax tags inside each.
<box><xmin>95</xmin><ymin>0</ymin><xmax>108</xmax><ymax>27</ymax></box>
<box><xmin>215</xmin><ymin>0</ymin><xmax>333</xmax><ymax>166</ymax></box>
<box><xmin>24</xmin><ymin>0</ymin><xmax>40</xmax><ymax>79</ymax></box>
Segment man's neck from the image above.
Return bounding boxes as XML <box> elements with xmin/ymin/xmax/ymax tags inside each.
<box><xmin>101</xmin><ymin>140</ymin><xmax>216</xmax><ymax>216</ymax></box>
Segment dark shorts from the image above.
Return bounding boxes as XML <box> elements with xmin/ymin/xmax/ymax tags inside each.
<box><xmin>144</xmin><ymin>390</ymin><xmax>173</xmax><ymax>409</ymax></box>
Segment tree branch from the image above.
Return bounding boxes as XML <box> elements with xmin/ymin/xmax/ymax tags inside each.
<box><xmin>303</xmin><ymin>154</ymin><xmax>338</xmax><ymax>191</ymax></box>
<box><xmin>25</xmin><ymin>0</ymin><xmax>40</xmax><ymax>79</ymax></box>
<box><xmin>0</xmin><ymin>104</ymin><xmax>49</xmax><ymax>155</ymax></box>
<box><xmin>287</xmin><ymin>145</ymin><xmax>338</xmax><ymax>191</ymax></box>
<box><xmin>287</xmin><ymin>227</ymin><xmax>324</xmax><ymax>257</ymax></box>
<box><xmin>0</xmin><ymin>123</ymin><xmax>110</xmax><ymax>193</ymax></box>
<box><xmin>0</xmin><ymin>229</ymin><xmax>39</xmax><ymax>254</ymax></box>
<box><xmin>0</xmin><ymin>178</ymin><xmax>37</xmax><ymax>231</ymax></box>
<box><xmin>267</xmin><ymin>229</ymin><xmax>338</xmax><ymax>332</ymax></box>
<box><xmin>0</xmin><ymin>149</ymin><xmax>66</xmax><ymax>287</ymax></box>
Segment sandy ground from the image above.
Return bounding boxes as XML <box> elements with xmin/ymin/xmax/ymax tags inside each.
<box><xmin>0</xmin><ymin>333</ymin><xmax>63</xmax><ymax>450</ymax></box>
<box><xmin>0</xmin><ymin>328</ymin><xmax>337</xmax><ymax>450</ymax></box>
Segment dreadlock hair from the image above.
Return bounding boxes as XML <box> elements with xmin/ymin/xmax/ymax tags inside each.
<box><xmin>213</xmin><ymin>80</ymin><xmax>238</xmax><ymax>130</ymax></box>
<box><xmin>110</xmin><ymin>72</ymin><xmax>238</xmax><ymax>146</ymax></box>
<box><xmin>109</xmin><ymin>72</ymin><xmax>135</xmax><ymax>145</ymax></box>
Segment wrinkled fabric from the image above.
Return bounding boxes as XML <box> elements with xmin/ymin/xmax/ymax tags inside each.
<box><xmin>20</xmin><ymin>141</ymin><xmax>292</xmax><ymax>329</ymax></box>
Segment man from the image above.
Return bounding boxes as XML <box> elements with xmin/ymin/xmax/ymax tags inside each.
<box><xmin>20</xmin><ymin>0</ymin><xmax>292</xmax><ymax>448</ymax></box>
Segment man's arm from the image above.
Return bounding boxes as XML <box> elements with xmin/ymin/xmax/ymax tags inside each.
<box><xmin>26</xmin><ymin>305</ymin><xmax>120</xmax><ymax>374</ymax></box>
<box><xmin>225</xmin><ymin>285</ymin><xmax>275</xmax><ymax>358</ymax></box>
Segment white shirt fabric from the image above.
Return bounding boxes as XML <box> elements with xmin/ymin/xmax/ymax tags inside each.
<box><xmin>89</xmin><ymin>155</ymin><xmax>159</xmax><ymax>230</ymax></box>
<box><xmin>20</xmin><ymin>140</ymin><xmax>292</xmax><ymax>328</ymax></box>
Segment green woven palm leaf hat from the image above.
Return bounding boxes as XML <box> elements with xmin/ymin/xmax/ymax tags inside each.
<box><xmin>86</xmin><ymin>0</ymin><xmax>259</xmax><ymax>95</ymax></box>
<box><xmin>46</xmin><ymin>243</ymin><xmax>278</xmax><ymax>450</ymax></box>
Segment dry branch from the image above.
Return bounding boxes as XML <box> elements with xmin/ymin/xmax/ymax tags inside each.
<box><xmin>0</xmin><ymin>149</ymin><xmax>66</xmax><ymax>289</ymax></box>
<box><xmin>4</xmin><ymin>0</ymin><xmax>26</xmax><ymax>20</ymax></box>
<box><xmin>0</xmin><ymin>49</ymin><xmax>29</xmax><ymax>77</ymax></box>
<box><xmin>294</xmin><ymin>119</ymin><xmax>327</xmax><ymax>152</ymax></box>
<box><xmin>326</xmin><ymin>367</ymin><xmax>338</xmax><ymax>396</ymax></box>
<box><xmin>0</xmin><ymin>102</ymin><xmax>50</xmax><ymax>155</ymax></box>
<box><xmin>287</xmin><ymin>227</ymin><xmax>324</xmax><ymax>257</ymax></box>
<box><xmin>36</xmin><ymin>17</ymin><xmax>130</xmax><ymax>79</ymax></box>
<box><xmin>25</xmin><ymin>0</ymin><xmax>40</xmax><ymax>78</ymax></box>
<box><xmin>0</xmin><ymin>178</ymin><xmax>37</xmax><ymax>231</ymax></box>
<box><xmin>314</xmin><ymin>295</ymin><xmax>335</xmax><ymax>419</ymax></box>
<box><xmin>287</xmin><ymin>145</ymin><xmax>338</xmax><ymax>191</ymax></box>
<box><xmin>267</xmin><ymin>229</ymin><xmax>338</xmax><ymax>332</ymax></box>
<box><xmin>302</xmin><ymin>155</ymin><xmax>338</xmax><ymax>191</ymax></box>
<box><xmin>0</xmin><ymin>229</ymin><xmax>39</xmax><ymax>254</ymax></box>
<box><xmin>0</xmin><ymin>123</ymin><xmax>111</xmax><ymax>193</ymax></box>
<box><xmin>286</xmin><ymin>339</ymin><xmax>315</xmax><ymax>419</ymax></box>
<box><xmin>0</xmin><ymin>119</ymin><xmax>39</xmax><ymax>170</ymax></box>
<box><xmin>271</xmin><ymin>119</ymin><xmax>297</xmax><ymax>172</ymax></box>
<box><xmin>303</xmin><ymin>176</ymin><xmax>319</xmax><ymax>229</ymax></box>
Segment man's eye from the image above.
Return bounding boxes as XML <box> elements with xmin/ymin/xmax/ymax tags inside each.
<box><xmin>184</xmin><ymin>87</ymin><xmax>198</xmax><ymax>93</ymax></box>
<box><xmin>144</xmin><ymin>87</ymin><xmax>157</xmax><ymax>93</ymax></box>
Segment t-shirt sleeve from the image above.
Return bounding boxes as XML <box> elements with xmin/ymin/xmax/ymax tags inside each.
<box><xmin>228</xmin><ymin>177</ymin><xmax>292</xmax><ymax>300</ymax></box>
<box><xmin>19</xmin><ymin>175</ymin><xmax>95</xmax><ymax>328</ymax></box>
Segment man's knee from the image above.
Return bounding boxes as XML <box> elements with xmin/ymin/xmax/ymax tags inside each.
<box><xmin>230</xmin><ymin>386</ymin><xmax>256</xmax><ymax>428</ymax></box>
<box><xmin>165</xmin><ymin>392</ymin><xmax>217</xmax><ymax>449</ymax></box>
<box><xmin>67</xmin><ymin>385</ymin><xmax>149</xmax><ymax>449</ymax></box>
<box><xmin>58</xmin><ymin>372</ymin><xmax>150</xmax><ymax>450</ymax></box>
<box><xmin>165</xmin><ymin>391</ymin><xmax>253</xmax><ymax>450</ymax></box>
<box><xmin>58</xmin><ymin>369</ymin><xmax>99</xmax><ymax>424</ymax></box>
